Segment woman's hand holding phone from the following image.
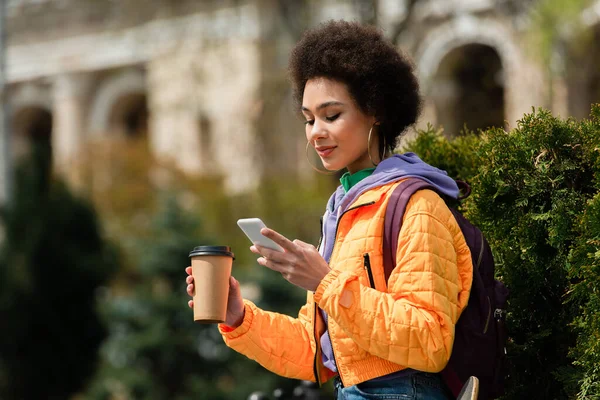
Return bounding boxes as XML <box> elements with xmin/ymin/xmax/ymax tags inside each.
<box><xmin>248</xmin><ymin>226</ymin><xmax>331</xmax><ymax>292</ymax></box>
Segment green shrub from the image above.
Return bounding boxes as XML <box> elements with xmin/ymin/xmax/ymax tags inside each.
<box><xmin>401</xmin><ymin>125</ymin><xmax>481</xmax><ymax>182</ymax></box>
<box><xmin>565</xmin><ymin>105</ymin><xmax>600</xmax><ymax>399</ymax></box>
<box><xmin>466</xmin><ymin>108</ymin><xmax>600</xmax><ymax>399</ymax></box>
<box><xmin>568</xmin><ymin>192</ymin><xmax>600</xmax><ymax>399</ymax></box>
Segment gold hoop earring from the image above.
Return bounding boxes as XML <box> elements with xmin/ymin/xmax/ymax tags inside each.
<box><xmin>367</xmin><ymin>125</ymin><xmax>386</xmax><ymax>166</ymax></box>
<box><xmin>305</xmin><ymin>142</ymin><xmax>339</xmax><ymax>175</ymax></box>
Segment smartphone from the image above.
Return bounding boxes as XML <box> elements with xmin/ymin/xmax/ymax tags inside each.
<box><xmin>237</xmin><ymin>218</ymin><xmax>284</xmax><ymax>252</ymax></box>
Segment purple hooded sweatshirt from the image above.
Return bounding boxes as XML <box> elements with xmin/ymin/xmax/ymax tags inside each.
<box><xmin>317</xmin><ymin>153</ymin><xmax>459</xmax><ymax>378</ymax></box>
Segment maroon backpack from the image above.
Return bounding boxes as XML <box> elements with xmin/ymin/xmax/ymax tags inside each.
<box><xmin>383</xmin><ymin>178</ymin><xmax>508</xmax><ymax>400</ymax></box>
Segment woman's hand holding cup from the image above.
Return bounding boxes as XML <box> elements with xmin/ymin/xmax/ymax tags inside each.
<box><xmin>185</xmin><ymin>267</ymin><xmax>245</xmax><ymax>328</ymax></box>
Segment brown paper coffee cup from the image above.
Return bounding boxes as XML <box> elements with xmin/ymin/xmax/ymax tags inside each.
<box><xmin>189</xmin><ymin>246</ymin><xmax>235</xmax><ymax>324</ymax></box>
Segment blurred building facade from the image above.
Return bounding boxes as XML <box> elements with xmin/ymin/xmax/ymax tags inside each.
<box><xmin>2</xmin><ymin>0</ymin><xmax>600</xmax><ymax>200</ymax></box>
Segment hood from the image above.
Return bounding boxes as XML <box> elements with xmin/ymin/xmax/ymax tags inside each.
<box><xmin>325</xmin><ymin>152</ymin><xmax>459</xmax><ymax>214</ymax></box>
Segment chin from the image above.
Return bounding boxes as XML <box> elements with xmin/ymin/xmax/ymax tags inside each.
<box><xmin>322</xmin><ymin>161</ymin><xmax>344</xmax><ymax>172</ymax></box>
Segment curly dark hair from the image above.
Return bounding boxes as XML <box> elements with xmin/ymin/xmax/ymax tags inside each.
<box><xmin>288</xmin><ymin>20</ymin><xmax>422</xmax><ymax>153</ymax></box>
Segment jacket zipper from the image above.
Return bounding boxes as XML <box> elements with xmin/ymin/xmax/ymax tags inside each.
<box><xmin>324</xmin><ymin>200</ymin><xmax>375</xmax><ymax>387</ymax></box>
<box><xmin>312</xmin><ymin>215</ymin><xmax>327</xmax><ymax>384</ymax></box>
<box><xmin>312</xmin><ymin>303</ymin><xmax>321</xmax><ymax>386</ymax></box>
<box><xmin>363</xmin><ymin>253</ymin><xmax>376</xmax><ymax>288</ymax></box>
<box><xmin>317</xmin><ymin>217</ymin><xmax>324</xmax><ymax>252</ymax></box>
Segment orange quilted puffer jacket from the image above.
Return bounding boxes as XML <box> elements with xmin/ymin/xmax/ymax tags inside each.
<box><xmin>219</xmin><ymin>180</ymin><xmax>473</xmax><ymax>387</ymax></box>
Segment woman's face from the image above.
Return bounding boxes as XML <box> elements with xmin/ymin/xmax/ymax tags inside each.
<box><xmin>302</xmin><ymin>77</ymin><xmax>379</xmax><ymax>174</ymax></box>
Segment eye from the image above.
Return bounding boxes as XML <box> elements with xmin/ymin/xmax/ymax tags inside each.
<box><xmin>326</xmin><ymin>113</ymin><xmax>340</xmax><ymax>122</ymax></box>
<box><xmin>304</xmin><ymin>119</ymin><xmax>315</xmax><ymax>126</ymax></box>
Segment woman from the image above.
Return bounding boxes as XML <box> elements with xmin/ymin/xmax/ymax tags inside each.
<box><xmin>185</xmin><ymin>20</ymin><xmax>472</xmax><ymax>399</ymax></box>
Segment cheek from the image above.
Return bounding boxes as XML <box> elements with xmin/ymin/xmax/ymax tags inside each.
<box><xmin>335</xmin><ymin>124</ymin><xmax>362</xmax><ymax>147</ymax></box>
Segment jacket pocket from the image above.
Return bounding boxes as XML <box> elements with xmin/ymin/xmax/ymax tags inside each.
<box><xmin>363</xmin><ymin>253</ymin><xmax>376</xmax><ymax>288</ymax></box>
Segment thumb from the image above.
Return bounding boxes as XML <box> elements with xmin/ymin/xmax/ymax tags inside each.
<box><xmin>229</xmin><ymin>276</ymin><xmax>241</xmax><ymax>294</ymax></box>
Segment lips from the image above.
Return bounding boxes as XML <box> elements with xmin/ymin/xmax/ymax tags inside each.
<box><xmin>315</xmin><ymin>145</ymin><xmax>336</xmax><ymax>158</ymax></box>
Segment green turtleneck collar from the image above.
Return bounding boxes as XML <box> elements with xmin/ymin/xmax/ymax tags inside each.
<box><xmin>340</xmin><ymin>168</ymin><xmax>376</xmax><ymax>192</ymax></box>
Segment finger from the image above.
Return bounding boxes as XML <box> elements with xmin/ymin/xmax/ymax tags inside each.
<box><xmin>186</xmin><ymin>275</ymin><xmax>194</xmax><ymax>284</ymax></box>
<box><xmin>255</xmin><ymin>244</ymin><xmax>288</xmax><ymax>263</ymax></box>
<box><xmin>257</xmin><ymin>256</ymin><xmax>284</xmax><ymax>273</ymax></box>
<box><xmin>293</xmin><ymin>239</ymin><xmax>314</xmax><ymax>250</ymax></box>
<box><xmin>187</xmin><ymin>284</ymin><xmax>195</xmax><ymax>297</ymax></box>
<box><xmin>185</xmin><ymin>266</ymin><xmax>192</xmax><ymax>275</ymax></box>
<box><xmin>260</xmin><ymin>228</ymin><xmax>295</xmax><ymax>252</ymax></box>
<box><xmin>188</xmin><ymin>300</ymin><xmax>194</xmax><ymax>309</ymax></box>
<box><xmin>250</xmin><ymin>245</ymin><xmax>260</xmax><ymax>254</ymax></box>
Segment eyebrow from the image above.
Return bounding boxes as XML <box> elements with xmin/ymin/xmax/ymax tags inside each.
<box><xmin>301</xmin><ymin>101</ymin><xmax>345</xmax><ymax>113</ymax></box>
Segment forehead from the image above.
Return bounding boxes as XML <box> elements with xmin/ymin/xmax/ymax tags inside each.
<box><xmin>302</xmin><ymin>77</ymin><xmax>352</xmax><ymax>106</ymax></box>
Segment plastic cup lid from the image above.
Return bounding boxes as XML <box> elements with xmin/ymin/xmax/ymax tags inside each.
<box><xmin>189</xmin><ymin>246</ymin><xmax>235</xmax><ymax>259</ymax></box>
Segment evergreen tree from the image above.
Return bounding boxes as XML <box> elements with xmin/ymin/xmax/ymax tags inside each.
<box><xmin>0</xmin><ymin>142</ymin><xmax>119</xmax><ymax>399</ymax></box>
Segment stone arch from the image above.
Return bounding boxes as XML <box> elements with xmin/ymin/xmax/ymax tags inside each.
<box><xmin>415</xmin><ymin>17</ymin><xmax>526</xmax><ymax>130</ymax></box>
<box><xmin>88</xmin><ymin>70</ymin><xmax>147</xmax><ymax>137</ymax></box>
<box><xmin>106</xmin><ymin>92</ymin><xmax>149</xmax><ymax>138</ymax></box>
<box><xmin>429</xmin><ymin>43</ymin><xmax>505</xmax><ymax>135</ymax></box>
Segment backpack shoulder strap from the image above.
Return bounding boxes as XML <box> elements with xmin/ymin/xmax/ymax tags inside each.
<box><xmin>383</xmin><ymin>178</ymin><xmax>437</xmax><ymax>285</ymax></box>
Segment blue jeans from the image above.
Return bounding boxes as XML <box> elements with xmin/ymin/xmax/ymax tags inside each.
<box><xmin>334</xmin><ymin>373</ymin><xmax>452</xmax><ymax>400</ymax></box>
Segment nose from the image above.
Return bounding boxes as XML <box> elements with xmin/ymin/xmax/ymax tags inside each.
<box><xmin>308</xmin><ymin>120</ymin><xmax>327</xmax><ymax>143</ymax></box>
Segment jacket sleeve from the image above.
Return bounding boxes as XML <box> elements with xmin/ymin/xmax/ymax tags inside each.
<box><xmin>218</xmin><ymin>297</ymin><xmax>317</xmax><ymax>381</ymax></box>
<box><xmin>313</xmin><ymin>191</ymin><xmax>473</xmax><ymax>373</ymax></box>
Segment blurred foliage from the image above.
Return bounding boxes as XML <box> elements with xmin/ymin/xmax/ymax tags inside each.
<box><xmin>79</xmin><ymin>136</ymin><xmax>181</xmax><ymax>264</ymax></box>
<box><xmin>524</xmin><ymin>0</ymin><xmax>594</xmax><ymax>109</ymax></box>
<box><xmin>78</xmin><ymin>134</ymin><xmax>336</xmax><ymax>277</ymax></box>
<box><xmin>403</xmin><ymin>105</ymin><xmax>600</xmax><ymax>399</ymax></box>
<box><xmin>526</xmin><ymin>0</ymin><xmax>592</xmax><ymax>65</ymax></box>
<box><xmin>0</xmin><ymin>141</ymin><xmax>119</xmax><ymax>399</ymax></box>
<box><xmin>84</xmin><ymin>195</ymin><xmax>254</xmax><ymax>399</ymax></box>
